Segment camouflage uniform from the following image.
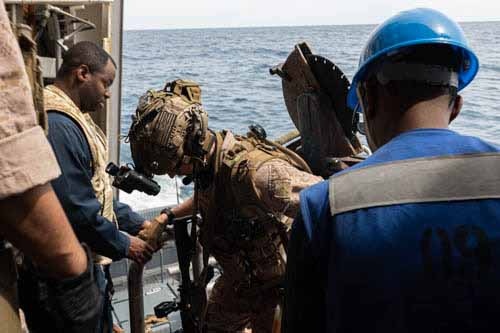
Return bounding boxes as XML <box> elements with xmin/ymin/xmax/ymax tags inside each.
<box><xmin>128</xmin><ymin>80</ymin><xmax>321</xmax><ymax>332</ymax></box>
<box><xmin>0</xmin><ymin>2</ymin><xmax>60</xmax><ymax>332</ymax></box>
<box><xmin>199</xmin><ymin>131</ymin><xmax>321</xmax><ymax>333</ymax></box>
<box><xmin>0</xmin><ymin>1</ymin><xmax>60</xmax><ymax>200</ymax></box>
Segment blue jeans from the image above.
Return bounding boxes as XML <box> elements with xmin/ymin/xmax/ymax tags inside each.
<box><xmin>95</xmin><ymin>265</ymin><xmax>113</xmax><ymax>333</ymax></box>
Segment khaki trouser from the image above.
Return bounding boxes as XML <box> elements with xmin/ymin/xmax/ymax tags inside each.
<box><xmin>206</xmin><ymin>276</ymin><xmax>281</xmax><ymax>333</ymax></box>
<box><xmin>0</xmin><ymin>246</ymin><xmax>22</xmax><ymax>333</ymax></box>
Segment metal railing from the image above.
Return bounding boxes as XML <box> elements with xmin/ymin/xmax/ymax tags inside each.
<box><xmin>111</xmin><ymin>206</ymin><xmax>177</xmax><ymax>332</ymax></box>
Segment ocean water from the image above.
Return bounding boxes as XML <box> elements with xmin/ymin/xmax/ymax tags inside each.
<box><xmin>119</xmin><ymin>22</ymin><xmax>500</xmax><ymax>209</ymax></box>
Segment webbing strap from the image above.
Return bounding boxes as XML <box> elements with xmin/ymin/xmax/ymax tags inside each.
<box><xmin>329</xmin><ymin>153</ymin><xmax>500</xmax><ymax>216</ymax></box>
<box><xmin>0</xmin><ymin>247</ymin><xmax>21</xmax><ymax>333</ymax></box>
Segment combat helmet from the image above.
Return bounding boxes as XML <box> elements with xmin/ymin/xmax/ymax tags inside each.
<box><xmin>128</xmin><ymin>79</ymin><xmax>211</xmax><ymax>176</ymax></box>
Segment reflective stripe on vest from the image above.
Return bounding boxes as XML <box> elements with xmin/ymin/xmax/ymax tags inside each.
<box><xmin>329</xmin><ymin>153</ymin><xmax>500</xmax><ymax>216</ymax></box>
<box><xmin>44</xmin><ymin>85</ymin><xmax>116</xmax><ymax>265</ymax></box>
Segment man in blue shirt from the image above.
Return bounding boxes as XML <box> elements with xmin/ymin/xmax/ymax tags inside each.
<box><xmin>283</xmin><ymin>8</ymin><xmax>500</xmax><ymax>333</ymax></box>
<box><xmin>19</xmin><ymin>42</ymin><xmax>154</xmax><ymax>333</ymax></box>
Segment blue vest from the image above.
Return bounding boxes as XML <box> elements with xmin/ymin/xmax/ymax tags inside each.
<box><xmin>299</xmin><ymin>129</ymin><xmax>500</xmax><ymax>332</ymax></box>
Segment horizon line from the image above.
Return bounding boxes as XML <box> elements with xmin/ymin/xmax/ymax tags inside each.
<box><xmin>124</xmin><ymin>19</ymin><xmax>500</xmax><ymax>32</ymax></box>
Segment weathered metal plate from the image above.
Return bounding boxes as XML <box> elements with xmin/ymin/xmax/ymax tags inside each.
<box><xmin>280</xmin><ymin>42</ymin><xmax>320</xmax><ymax>129</ymax></box>
<box><xmin>277</xmin><ymin>43</ymin><xmax>359</xmax><ymax>143</ymax></box>
<box><xmin>305</xmin><ymin>54</ymin><xmax>357</xmax><ymax>140</ymax></box>
<box><xmin>273</xmin><ymin>43</ymin><xmax>364</xmax><ymax>176</ymax></box>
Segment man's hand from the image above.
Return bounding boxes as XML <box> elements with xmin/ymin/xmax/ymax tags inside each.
<box><xmin>140</xmin><ymin>220</ymin><xmax>153</xmax><ymax>232</ymax></box>
<box><xmin>138</xmin><ymin>214</ymin><xmax>169</xmax><ymax>250</ymax></box>
<box><xmin>127</xmin><ymin>235</ymin><xmax>154</xmax><ymax>265</ymax></box>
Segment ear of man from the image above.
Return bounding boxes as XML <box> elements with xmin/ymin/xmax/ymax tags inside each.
<box><xmin>75</xmin><ymin>64</ymin><xmax>91</xmax><ymax>83</ymax></box>
<box><xmin>449</xmin><ymin>94</ymin><xmax>463</xmax><ymax>124</ymax></box>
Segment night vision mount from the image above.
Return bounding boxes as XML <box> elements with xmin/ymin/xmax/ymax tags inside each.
<box><xmin>106</xmin><ymin>162</ymin><xmax>161</xmax><ymax>196</ymax></box>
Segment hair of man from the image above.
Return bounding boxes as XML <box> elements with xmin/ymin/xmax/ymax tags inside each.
<box><xmin>56</xmin><ymin>41</ymin><xmax>116</xmax><ymax>79</ymax></box>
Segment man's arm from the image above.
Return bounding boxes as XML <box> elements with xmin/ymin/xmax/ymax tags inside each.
<box><xmin>0</xmin><ymin>1</ymin><xmax>87</xmax><ymax>278</ymax></box>
<box><xmin>114</xmin><ymin>200</ymin><xmax>158</xmax><ymax>263</ymax></box>
<box><xmin>169</xmin><ymin>196</ymin><xmax>194</xmax><ymax>219</ymax></box>
<box><xmin>0</xmin><ymin>183</ymin><xmax>86</xmax><ymax>278</ymax></box>
<box><xmin>47</xmin><ymin>113</ymin><xmax>133</xmax><ymax>260</ymax></box>
<box><xmin>253</xmin><ymin>159</ymin><xmax>322</xmax><ymax>219</ymax></box>
<box><xmin>137</xmin><ymin>196</ymin><xmax>194</xmax><ymax>247</ymax></box>
<box><xmin>0</xmin><ymin>183</ymin><xmax>103</xmax><ymax>332</ymax></box>
<box><xmin>144</xmin><ymin>196</ymin><xmax>194</xmax><ymax>227</ymax></box>
<box><xmin>114</xmin><ymin>199</ymin><xmax>145</xmax><ymax>236</ymax></box>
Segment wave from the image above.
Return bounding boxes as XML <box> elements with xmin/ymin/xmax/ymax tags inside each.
<box><xmin>232</xmin><ymin>97</ymin><xmax>248</xmax><ymax>103</ymax></box>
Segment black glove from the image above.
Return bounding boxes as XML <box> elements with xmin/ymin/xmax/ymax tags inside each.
<box><xmin>47</xmin><ymin>243</ymin><xmax>103</xmax><ymax>333</ymax></box>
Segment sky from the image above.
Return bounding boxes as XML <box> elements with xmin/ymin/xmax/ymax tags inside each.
<box><xmin>124</xmin><ymin>0</ymin><xmax>500</xmax><ymax>30</ymax></box>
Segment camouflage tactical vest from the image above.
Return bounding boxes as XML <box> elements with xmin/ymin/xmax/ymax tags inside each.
<box><xmin>199</xmin><ymin>130</ymin><xmax>311</xmax><ymax>292</ymax></box>
<box><xmin>44</xmin><ymin>85</ymin><xmax>117</xmax><ymax>265</ymax></box>
<box><xmin>12</xmin><ymin>23</ymin><xmax>47</xmax><ymax>133</ymax></box>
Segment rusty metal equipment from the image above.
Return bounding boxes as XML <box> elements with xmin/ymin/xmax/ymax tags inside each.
<box><xmin>271</xmin><ymin>42</ymin><xmax>364</xmax><ymax>177</ymax></box>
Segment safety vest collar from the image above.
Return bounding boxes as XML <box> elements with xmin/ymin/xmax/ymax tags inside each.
<box><xmin>329</xmin><ymin>152</ymin><xmax>500</xmax><ymax>216</ymax></box>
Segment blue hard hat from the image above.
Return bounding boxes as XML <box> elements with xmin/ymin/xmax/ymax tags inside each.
<box><xmin>347</xmin><ymin>8</ymin><xmax>479</xmax><ymax>111</ymax></box>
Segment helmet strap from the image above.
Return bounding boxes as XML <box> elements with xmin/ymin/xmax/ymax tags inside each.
<box><xmin>356</xmin><ymin>84</ymin><xmax>369</xmax><ymax>116</ymax></box>
<box><xmin>190</xmin><ymin>151</ymin><xmax>214</xmax><ymax>191</ymax></box>
<box><xmin>201</xmin><ymin>132</ymin><xmax>215</xmax><ymax>157</ymax></box>
<box><xmin>376</xmin><ymin>62</ymin><xmax>459</xmax><ymax>87</ymax></box>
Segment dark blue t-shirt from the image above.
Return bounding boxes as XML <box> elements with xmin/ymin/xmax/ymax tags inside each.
<box><xmin>284</xmin><ymin>129</ymin><xmax>500</xmax><ymax>333</ymax></box>
<box><xmin>47</xmin><ymin>112</ymin><xmax>144</xmax><ymax>260</ymax></box>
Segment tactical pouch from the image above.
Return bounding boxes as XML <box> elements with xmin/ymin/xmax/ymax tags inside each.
<box><xmin>14</xmin><ymin>23</ymin><xmax>47</xmax><ymax>134</ymax></box>
<box><xmin>165</xmin><ymin>79</ymin><xmax>202</xmax><ymax>104</ymax></box>
<box><xmin>18</xmin><ymin>244</ymin><xmax>102</xmax><ymax>333</ymax></box>
<box><xmin>0</xmin><ymin>245</ymin><xmax>22</xmax><ymax>333</ymax></box>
